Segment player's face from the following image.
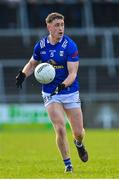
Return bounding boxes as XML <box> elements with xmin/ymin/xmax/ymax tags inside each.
<box><xmin>48</xmin><ymin>19</ymin><xmax>64</xmax><ymax>40</ymax></box>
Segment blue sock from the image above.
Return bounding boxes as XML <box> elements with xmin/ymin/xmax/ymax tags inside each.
<box><xmin>63</xmin><ymin>158</ymin><xmax>72</xmax><ymax>167</ymax></box>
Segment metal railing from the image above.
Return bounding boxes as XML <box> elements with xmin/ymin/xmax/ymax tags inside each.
<box><xmin>0</xmin><ymin>58</ymin><xmax>119</xmax><ymax>103</ymax></box>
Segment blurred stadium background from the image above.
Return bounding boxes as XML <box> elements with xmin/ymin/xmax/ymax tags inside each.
<box><xmin>0</xmin><ymin>0</ymin><xmax>119</xmax><ymax>128</ymax></box>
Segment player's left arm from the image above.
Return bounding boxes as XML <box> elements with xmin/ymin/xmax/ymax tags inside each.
<box><xmin>62</xmin><ymin>40</ymin><xmax>80</xmax><ymax>87</ymax></box>
<box><xmin>53</xmin><ymin>40</ymin><xmax>80</xmax><ymax>94</ymax></box>
<box><xmin>62</xmin><ymin>61</ymin><xmax>79</xmax><ymax>87</ymax></box>
<box><xmin>52</xmin><ymin>61</ymin><xmax>79</xmax><ymax>95</ymax></box>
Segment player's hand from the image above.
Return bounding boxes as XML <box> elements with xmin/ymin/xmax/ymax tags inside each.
<box><xmin>57</xmin><ymin>83</ymin><xmax>65</xmax><ymax>92</ymax></box>
<box><xmin>51</xmin><ymin>83</ymin><xmax>65</xmax><ymax>96</ymax></box>
<box><xmin>16</xmin><ymin>70</ymin><xmax>26</xmax><ymax>89</ymax></box>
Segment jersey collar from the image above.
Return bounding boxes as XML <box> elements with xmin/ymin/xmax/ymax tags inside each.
<box><xmin>47</xmin><ymin>35</ymin><xmax>63</xmax><ymax>45</ymax></box>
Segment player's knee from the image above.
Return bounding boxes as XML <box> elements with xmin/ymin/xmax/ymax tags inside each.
<box><xmin>55</xmin><ymin>124</ymin><xmax>66</xmax><ymax>138</ymax></box>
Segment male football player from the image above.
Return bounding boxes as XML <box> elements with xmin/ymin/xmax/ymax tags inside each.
<box><xmin>16</xmin><ymin>12</ymin><xmax>88</xmax><ymax>173</ymax></box>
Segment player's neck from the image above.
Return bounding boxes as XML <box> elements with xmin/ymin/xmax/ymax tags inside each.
<box><xmin>48</xmin><ymin>35</ymin><xmax>61</xmax><ymax>45</ymax></box>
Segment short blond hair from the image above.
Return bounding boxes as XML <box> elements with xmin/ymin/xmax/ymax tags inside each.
<box><xmin>45</xmin><ymin>12</ymin><xmax>64</xmax><ymax>24</ymax></box>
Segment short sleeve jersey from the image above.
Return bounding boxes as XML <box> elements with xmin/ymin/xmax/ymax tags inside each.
<box><xmin>33</xmin><ymin>34</ymin><xmax>80</xmax><ymax>94</ymax></box>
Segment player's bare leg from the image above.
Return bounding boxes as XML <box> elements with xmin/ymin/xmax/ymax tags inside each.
<box><xmin>65</xmin><ymin>107</ymin><xmax>88</xmax><ymax>162</ymax></box>
<box><xmin>46</xmin><ymin>103</ymin><xmax>73</xmax><ymax>172</ymax></box>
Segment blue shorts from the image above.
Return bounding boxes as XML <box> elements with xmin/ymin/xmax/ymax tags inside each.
<box><xmin>42</xmin><ymin>91</ymin><xmax>81</xmax><ymax>109</ymax></box>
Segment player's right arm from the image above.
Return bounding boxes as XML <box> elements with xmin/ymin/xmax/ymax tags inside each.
<box><xmin>22</xmin><ymin>57</ymin><xmax>38</xmax><ymax>77</ymax></box>
<box><xmin>16</xmin><ymin>41</ymin><xmax>41</xmax><ymax>89</ymax></box>
<box><xmin>16</xmin><ymin>57</ymin><xmax>38</xmax><ymax>89</ymax></box>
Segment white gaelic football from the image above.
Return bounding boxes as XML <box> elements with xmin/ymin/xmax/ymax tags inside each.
<box><xmin>34</xmin><ymin>63</ymin><xmax>55</xmax><ymax>84</ymax></box>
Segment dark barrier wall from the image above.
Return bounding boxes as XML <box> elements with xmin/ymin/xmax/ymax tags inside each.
<box><xmin>0</xmin><ymin>1</ymin><xmax>119</xmax><ymax>29</ymax></box>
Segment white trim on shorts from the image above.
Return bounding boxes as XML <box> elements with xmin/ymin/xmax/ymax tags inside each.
<box><xmin>42</xmin><ymin>91</ymin><xmax>81</xmax><ymax>109</ymax></box>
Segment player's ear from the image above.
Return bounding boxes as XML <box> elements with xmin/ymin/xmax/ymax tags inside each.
<box><xmin>47</xmin><ymin>23</ymin><xmax>51</xmax><ymax>32</ymax></box>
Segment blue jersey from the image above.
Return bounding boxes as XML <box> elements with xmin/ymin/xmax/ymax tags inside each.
<box><xmin>33</xmin><ymin>34</ymin><xmax>80</xmax><ymax>94</ymax></box>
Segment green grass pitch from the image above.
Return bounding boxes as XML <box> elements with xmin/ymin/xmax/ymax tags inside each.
<box><xmin>0</xmin><ymin>124</ymin><xmax>119</xmax><ymax>178</ymax></box>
